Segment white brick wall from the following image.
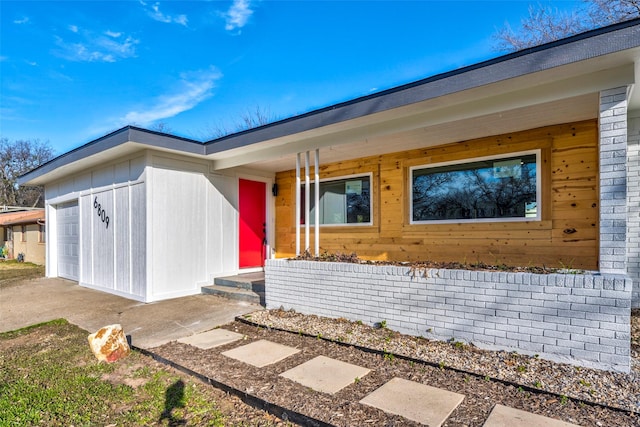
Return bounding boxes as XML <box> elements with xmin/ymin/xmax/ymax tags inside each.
<box><xmin>628</xmin><ymin>112</ymin><xmax>640</xmax><ymax>308</ymax></box>
<box><xmin>266</xmin><ymin>260</ymin><xmax>632</xmax><ymax>372</ymax></box>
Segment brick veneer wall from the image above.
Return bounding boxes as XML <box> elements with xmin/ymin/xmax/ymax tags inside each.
<box><xmin>265</xmin><ymin>259</ymin><xmax>632</xmax><ymax>372</ymax></box>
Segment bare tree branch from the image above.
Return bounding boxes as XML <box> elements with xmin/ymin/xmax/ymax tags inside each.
<box><xmin>493</xmin><ymin>0</ymin><xmax>640</xmax><ymax>52</ymax></box>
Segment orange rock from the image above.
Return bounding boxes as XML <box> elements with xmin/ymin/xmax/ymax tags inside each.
<box><xmin>88</xmin><ymin>324</ymin><xmax>130</xmax><ymax>363</ymax></box>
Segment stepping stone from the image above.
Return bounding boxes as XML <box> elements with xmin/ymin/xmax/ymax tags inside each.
<box><xmin>360</xmin><ymin>377</ymin><xmax>464</xmax><ymax>427</ymax></box>
<box><xmin>483</xmin><ymin>404</ymin><xmax>583</xmax><ymax>427</ymax></box>
<box><xmin>178</xmin><ymin>328</ymin><xmax>244</xmax><ymax>349</ymax></box>
<box><xmin>221</xmin><ymin>339</ymin><xmax>300</xmax><ymax>367</ymax></box>
<box><xmin>279</xmin><ymin>355</ymin><xmax>370</xmax><ymax>394</ymax></box>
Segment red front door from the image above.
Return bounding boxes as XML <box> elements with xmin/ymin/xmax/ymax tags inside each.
<box><xmin>239</xmin><ymin>179</ymin><xmax>267</xmax><ymax>268</ymax></box>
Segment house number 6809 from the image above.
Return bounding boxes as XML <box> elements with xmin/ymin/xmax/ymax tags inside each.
<box><xmin>94</xmin><ymin>197</ymin><xmax>110</xmax><ymax>229</ymax></box>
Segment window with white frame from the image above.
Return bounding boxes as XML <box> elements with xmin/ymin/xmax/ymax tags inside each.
<box><xmin>411</xmin><ymin>151</ymin><xmax>540</xmax><ymax>223</ymax></box>
<box><xmin>300</xmin><ymin>174</ymin><xmax>372</xmax><ymax>225</ymax></box>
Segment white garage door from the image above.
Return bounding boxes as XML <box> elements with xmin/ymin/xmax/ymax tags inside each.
<box><xmin>57</xmin><ymin>201</ymin><xmax>79</xmax><ymax>281</ymax></box>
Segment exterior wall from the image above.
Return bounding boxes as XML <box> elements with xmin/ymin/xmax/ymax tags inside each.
<box><xmin>147</xmin><ymin>153</ymin><xmax>275</xmax><ymax>301</ymax></box>
<box><xmin>266</xmin><ymin>259</ymin><xmax>632</xmax><ymax>372</ymax></box>
<box><xmin>275</xmin><ymin>120</ymin><xmax>599</xmax><ymax>270</ymax></box>
<box><xmin>45</xmin><ymin>154</ymin><xmax>147</xmax><ymax>300</ymax></box>
<box><xmin>628</xmin><ymin>110</ymin><xmax>640</xmax><ymax>308</ymax></box>
<box><xmin>8</xmin><ymin>224</ymin><xmax>45</xmax><ymax>264</ymax></box>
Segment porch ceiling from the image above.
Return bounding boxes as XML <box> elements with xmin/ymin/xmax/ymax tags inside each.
<box><xmin>234</xmin><ymin>93</ymin><xmax>598</xmax><ymax>173</ymax></box>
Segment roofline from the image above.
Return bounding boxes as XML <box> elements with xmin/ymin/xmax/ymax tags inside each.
<box><xmin>18</xmin><ymin>126</ymin><xmax>204</xmax><ymax>185</ymax></box>
<box><xmin>203</xmin><ymin>17</ymin><xmax>640</xmax><ymax>155</ymax></box>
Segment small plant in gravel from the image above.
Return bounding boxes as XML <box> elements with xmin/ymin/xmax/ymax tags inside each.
<box><xmin>533</xmin><ymin>381</ymin><xmax>543</xmax><ymax>388</ymax></box>
<box><xmin>383</xmin><ymin>352</ymin><xmax>395</xmax><ymax>363</ymax></box>
<box><xmin>578</xmin><ymin>379</ymin><xmax>591</xmax><ymax>387</ymax></box>
<box><xmin>517</xmin><ymin>365</ymin><xmax>527</xmax><ymax>373</ymax></box>
<box><xmin>377</xmin><ymin>320</ymin><xmax>388</xmax><ymax>329</ymax></box>
<box><xmin>560</xmin><ymin>395</ymin><xmax>569</xmax><ymax>405</ymax></box>
<box><xmin>438</xmin><ymin>361</ymin><xmax>446</xmax><ymax>369</ymax></box>
<box><xmin>354</xmin><ymin>377</ymin><xmax>360</xmax><ymax>384</ymax></box>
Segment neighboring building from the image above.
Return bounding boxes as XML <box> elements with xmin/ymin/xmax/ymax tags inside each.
<box><xmin>0</xmin><ymin>210</ymin><xmax>46</xmax><ymax>265</ymax></box>
<box><xmin>18</xmin><ymin>19</ymin><xmax>640</xmax><ymax>306</ymax></box>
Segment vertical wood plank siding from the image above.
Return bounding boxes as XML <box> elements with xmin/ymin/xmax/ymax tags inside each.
<box><xmin>275</xmin><ymin>120</ymin><xmax>599</xmax><ymax>269</ymax></box>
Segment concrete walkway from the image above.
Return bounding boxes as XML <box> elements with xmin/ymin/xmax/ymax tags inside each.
<box><xmin>0</xmin><ymin>277</ymin><xmax>260</xmax><ymax>348</ymax></box>
<box><xmin>182</xmin><ymin>329</ymin><xmax>584</xmax><ymax>427</ymax></box>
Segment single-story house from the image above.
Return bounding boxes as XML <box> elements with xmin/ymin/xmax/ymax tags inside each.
<box><xmin>18</xmin><ymin>19</ymin><xmax>640</xmax><ymax>307</ymax></box>
<box><xmin>0</xmin><ymin>210</ymin><xmax>46</xmax><ymax>265</ymax></box>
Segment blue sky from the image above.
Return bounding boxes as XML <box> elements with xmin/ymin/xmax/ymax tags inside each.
<box><xmin>1</xmin><ymin>0</ymin><xmax>583</xmax><ymax>155</ymax></box>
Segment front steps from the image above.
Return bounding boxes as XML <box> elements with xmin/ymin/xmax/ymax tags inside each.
<box><xmin>201</xmin><ymin>272</ymin><xmax>265</xmax><ymax>306</ymax></box>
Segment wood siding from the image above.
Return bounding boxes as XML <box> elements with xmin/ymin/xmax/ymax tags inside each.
<box><xmin>275</xmin><ymin>120</ymin><xmax>599</xmax><ymax>270</ymax></box>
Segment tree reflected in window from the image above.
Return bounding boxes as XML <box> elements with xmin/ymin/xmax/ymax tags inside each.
<box><xmin>412</xmin><ymin>153</ymin><xmax>538</xmax><ymax>222</ymax></box>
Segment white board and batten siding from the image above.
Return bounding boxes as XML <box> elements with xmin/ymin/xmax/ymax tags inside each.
<box><xmin>147</xmin><ymin>155</ymin><xmax>247</xmax><ymax>301</ymax></box>
<box><xmin>45</xmin><ymin>155</ymin><xmax>148</xmax><ymax>301</ymax></box>
<box><xmin>45</xmin><ymin>151</ymin><xmax>275</xmax><ymax>303</ymax></box>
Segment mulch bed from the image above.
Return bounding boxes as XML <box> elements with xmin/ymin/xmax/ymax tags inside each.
<box><xmin>151</xmin><ymin>320</ymin><xmax>638</xmax><ymax>427</ymax></box>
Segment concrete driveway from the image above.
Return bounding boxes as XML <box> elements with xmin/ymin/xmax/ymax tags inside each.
<box><xmin>0</xmin><ymin>277</ymin><xmax>262</xmax><ymax>348</ymax></box>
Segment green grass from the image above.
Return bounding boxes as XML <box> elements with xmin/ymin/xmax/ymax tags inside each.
<box><xmin>0</xmin><ymin>319</ymin><xmax>226</xmax><ymax>426</ymax></box>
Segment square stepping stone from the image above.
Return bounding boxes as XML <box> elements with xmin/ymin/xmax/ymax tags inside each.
<box><xmin>279</xmin><ymin>355</ymin><xmax>370</xmax><ymax>394</ymax></box>
<box><xmin>221</xmin><ymin>339</ymin><xmax>300</xmax><ymax>367</ymax></box>
<box><xmin>177</xmin><ymin>328</ymin><xmax>243</xmax><ymax>349</ymax></box>
<box><xmin>483</xmin><ymin>404</ymin><xmax>583</xmax><ymax>427</ymax></box>
<box><xmin>360</xmin><ymin>377</ymin><xmax>464</xmax><ymax>427</ymax></box>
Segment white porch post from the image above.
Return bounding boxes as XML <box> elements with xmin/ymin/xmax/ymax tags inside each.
<box><xmin>295</xmin><ymin>153</ymin><xmax>301</xmax><ymax>256</ymax></box>
<box><xmin>305</xmin><ymin>151</ymin><xmax>310</xmax><ymax>252</ymax></box>
<box><xmin>314</xmin><ymin>148</ymin><xmax>320</xmax><ymax>256</ymax></box>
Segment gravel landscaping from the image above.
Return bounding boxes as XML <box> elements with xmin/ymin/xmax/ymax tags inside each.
<box><xmin>247</xmin><ymin>309</ymin><xmax>640</xmax><ymax>412</ymax></box>
<box><xmin>150</xmin><ymin>309</ymin><xmax>640</xmax><ymax>427</ymax></box>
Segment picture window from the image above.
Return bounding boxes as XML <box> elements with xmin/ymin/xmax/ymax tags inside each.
<box><xmin>411</xmin><ymin>151</ymin><xmax>540</xmax><ymax>223</ymax></box>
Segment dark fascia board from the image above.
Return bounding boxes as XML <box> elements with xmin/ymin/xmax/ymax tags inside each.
<box><xmin>204</xmin><ymin>18</ymin><xmax>640</xmax><ymax>155</ymax></box>
<box><xmin>18</xmin><ymin>126</ymin><xmax>204</xmax><ymax>185</ymax></box>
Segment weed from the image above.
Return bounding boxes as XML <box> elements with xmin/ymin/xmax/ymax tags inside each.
<box><xmin>316</xmin><ymin>333</ymin><xmax>322</xmax><ymax>340</ymax></box>
<box><xmin>534</xmin><ymin>381</ymin><xmax>543</xmax><ymax>388</ymax></box>
<box><xmin>560</xmin><ymin>395</ymin><xmax>568</xmax><ymax>405</ymax></box>
<box><xmin>438</xmin><ymin>361</ymin><xmax>446</xmax><ymax>369</ymax></box>
<box><xmin>377</xmin><ymin>320</ymin><xmax>388</xmax><ymax>329</ymax></box>
<box><xmin>354</xmin><ymin>377</ymin><xmax>360</xmax><ymax>384</ymax></box>
<box><xmin>579</xmin><ymin>379</ymin><xmax>591</xmax><ymax>387</ymax></box>
<box><xmin>517</xmin><ymin>365</ymin><xmax>527</xmax><ymax>373</ymax></box>
<box><xmin>383</xmin><ymin>352</ymin><xmax>395</xmax><ymax>363</ymax></box>
<box><xmin>484</xmin><ymin>375</ymin><xmax>491</xmax><ymax>381</ymax></box>
<box><xmin>453</xmin><ymin>341</ymin><xmax>464</xmax><ymax>349</ymax></box>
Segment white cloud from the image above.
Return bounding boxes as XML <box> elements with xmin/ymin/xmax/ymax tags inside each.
<box><xmin>119</xmin><ymin>67</ymin><xmax>223</xmax><ymax>126</ymax></box>
<box><xmin>144</xmin><ymin>2</ymin><xmax>188</xmax><ymax>26</ymax></box>
<box><xmin>224</xmin><ymin>0</ymin><xmax>253</xmax><ymax>32</ymax></box>
<box><xmin>13</xmin><ymin>17</ymin><xmax>29</xmax><ymax>24</ymax></box>
<box><xmin>68</xmin><ymin>25</ymin><xmax>78</xmax><ymax>33</ymax></box>
<box><xmin>53</xmin><ymin>31</ymin><xmax>139</xmax><ymax>63</ymax></box>
<box><xmin>105</xmin><ymin>30</ymin><xmax>122</xmax><ymax>38</ymax></box>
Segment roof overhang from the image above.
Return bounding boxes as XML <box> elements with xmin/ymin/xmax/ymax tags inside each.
<box><xmin>18</xmin><ymin>127</ymin><xmax>205</xmax><ymax>186</ymax></box>
<box><xmin>19</xmin><ymin>19</ymin><xmax>640</xmax><ymax>184</ymax></box>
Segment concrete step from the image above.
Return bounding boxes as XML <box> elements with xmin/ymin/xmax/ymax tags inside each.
<box><xmin>202</xmin><ymin>284</ymin><xmax>263</xmax><ymax>305</ymax></box>
<box><xmin>214</xmin><ymin>273</ymin><xmax>265</xmax><ymax>293</ymax></box>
